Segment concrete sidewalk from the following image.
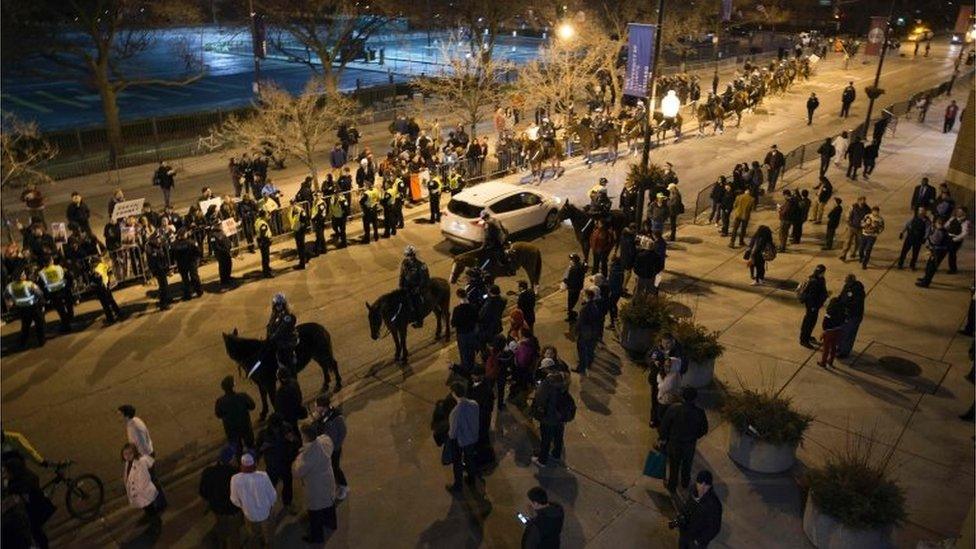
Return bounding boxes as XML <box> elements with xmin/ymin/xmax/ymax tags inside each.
<box><xmin>42</xmin><ymin>76</ymin><xmax>973</xmax><ymax>548</ymax></box>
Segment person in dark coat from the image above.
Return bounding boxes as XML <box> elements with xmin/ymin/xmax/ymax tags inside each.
<box><xmin>607</xmin><ymin>256</ymin><xmax>624</xmax><ymax>327</ymax></box>
<box><xmin>313</xmin><ymin>394</ymin><xmax>349</xmax><ymax>500</ymax></box>
<box><xmin>143</xmin><ymin>229</ymin><xmax>172</xmax><ymax>311</ymax></box>
<box><xmin>897</xmin><ymin>208</ymin><xmax>931</xmax><ymax>270</ymax></box>
<box><xmin>66</xmin><ymin>192</ymin><xmax>92</xmax><ymax>236</ymax></box>
<box><xmin>198</xmin><ymin>445</ymin><xmax>243</xmax><ymax>548</ymax></box>
<box><xmin>845</xmin><ymin>136</ymin><xmax>865</xmax><ymax>180</ymax></box>
<box><xmin>763</xmin><ymin>145</ymin><xmax>785</xmax><ymax>191</ymax></box>
<box><xmin>273</xmin><ymin>369</ymin><xmax>305</xmax><ymax>432</ymax></box>
<box><xmin>256</xmin><ymin>413</ymin><xmax>299</xmax><ymax>511</ymax></box>
<box><xmin>836</xmin><ymin>274</ymin><xmax>866</xmax><ymax>359</ymax></box>
<box><xmin>4</xmin><ymin>458</ymin><xmax>54</xmax><ymax>549</ymax></box>
<box><xmin>823</xmin><ymin>197</ymin><xmax>843</xmax><ymax>250</ymax></box>
<box><xmin>916</xmin><ymin>217</ymin><xmax>950</xmax><ymax>287</ymax></box>
<box><xmin>618</xmin><ymin>224</ymin><xmax>637</xmax><ymax>294</ymax></box>
<box><xmin>799</xmin><ymin>264</ymin><xmax>829</xmax><ymax>348</ymax></box>
<box><xmin>573</xmin><ymin>289</ymin><xmax>602</xmax><ymax>374</ymax></box>
<box><xmin>451</xmin><ymin>288</ymin><xmax>480</xmax><ymax>370</ymax></box>
<box><xmin>677</xmin><ymin>470</ymin><xmax>723</xmax><ymax>548</ymax></box>
<box><xmin>209</xmin><ymin>228</ymin><xmax>235</xmax><ymax>290</ymax></box>
<box><xmin>468</xmin><ymin>371</ymin><xmax>496</xmax><ymax>467</ymax></box>
<box><xmin>214</xmin><ymin>376</ymin><xmax>256</xmax><ymax>450</ymax></box>
<box><xmin>477</xmin><ymin>285</ymin><xmax>507</xmax><ymax>348</ymax></box>
<box><xmin>862</xmin><ymin>140</ymin><xmax>879</xmax><ymax>178</ymax></box>
<box><xmin>517</xmin><ymin>280</ymin><xmax>536</xmax><ymax>329</ymax></box>
<box><xmin>910</xmin><ymin>177</ymin><xmax>937</xmax><ymax>212</ymax></box>
<box><xmin>805</xmin><ymin>93</ymin><xmax>819</xmax><ymax>125</ymax></box>
<box><xmin>521</xmin><ymin>486</ymin><xmax>565</xmax><ymax>549</ymax></box>
<box><xmin>531</xmin><ymin>371</ymin><xmax>573</xmax><ymax>467</ymax></box>
<box><xmin>660</xmin><ymin>388</ymin><xmax>708</xmax><ymax>493</ymax></box>
<box><xmin>816</xmin><ymin>138</ymin><xmax>835</xmax><ymax>177</ymax></box>
<box><xmin>563</xmin><ymin>253</ymin><xmax>587</xmax><ymax>321</ymax></box>
<box><xmin>171</xmin><ymin>229</ymin><xmax>203</xmax><ymax>301</ymax></box>
<box><xmin>840</xmin><ymin>81</ymin><xmax>856</xmax><ymax>117</ymax></box>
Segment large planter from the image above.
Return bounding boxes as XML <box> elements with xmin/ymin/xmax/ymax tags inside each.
<box><xmin>727</xmin><ymin>425</ymin><xmax>797</xmax><ymax>474</ymax></box>
<box><xmin>680</xmin><ymin>358</ymin><xmax>715</xmax><ymax>388</ymax></box>
<box><xmin>803</xmin><ymin>493</ymin><xmax>894</xmax><ymax>549</ymax></box>
<box><xmin>620</xmin><ymin>322</ymin><xmax>654</xmax><ymax>355</ymax></box>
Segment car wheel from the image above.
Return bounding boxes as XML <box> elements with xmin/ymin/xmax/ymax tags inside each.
<box><xmin>543</xmin><ymin>209</ymin><xmax>559</xmax><ymax>231</ymax></box>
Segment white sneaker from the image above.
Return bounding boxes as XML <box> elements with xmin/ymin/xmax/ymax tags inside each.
<box><xmin>337</xmin><ymin>485</ymin><xmax>349</xmax><ymax>500</ymax></box>
<box><xmin>750</xmin><ymin>280</ymin><xmax>761</xmax><ymax>286</ymax></box>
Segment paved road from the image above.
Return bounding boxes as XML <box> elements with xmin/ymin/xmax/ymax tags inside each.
<box><xmin>0</xmin><ymin>42</ymin><xmax>969</xmax><ymax>548</ymax></box>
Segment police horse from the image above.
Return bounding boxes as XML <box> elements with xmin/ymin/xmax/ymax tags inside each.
<box><xmin>519</xmin><ymin>133</ymin><xmax>565</xmax><ymax>183</ymax></box>
<box><xmin>222</xmin><ymin>323</ymin><xmax>341</xmax><ymax>420</ymax></box>
<box><xmin>366</xmin><ymin>277</ymin><xmax>452</xmax><ymax>363</ymax></box>
<box><xmin>558</xmin><ymin>202</ymin><xmax>627</xmax><ymax>264</ymax></box>
<box><xmin>449</xmin><ymin>242</ymin><xmax>543</xmax><ymax>291</ymax></box>
<box><xmin>570</xmin><ymin>120</ymin><xmax>621</xmax><ymax>167</ymax></box>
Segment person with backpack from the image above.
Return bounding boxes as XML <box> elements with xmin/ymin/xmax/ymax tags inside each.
<box><xmin>531</xmin><ymin>371</ymin><xmax>574</xmax><ymax>467</ymax></box>
<box><xmin>798</xmin><ymin>264</ymin><xmax>829</xmax><ymax>349</ymax></box>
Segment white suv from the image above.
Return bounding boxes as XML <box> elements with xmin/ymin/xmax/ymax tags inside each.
<box><xmin>440</xmin><ymin>181</ymin><xmax>561</xmax><ymax>246</ymax></box>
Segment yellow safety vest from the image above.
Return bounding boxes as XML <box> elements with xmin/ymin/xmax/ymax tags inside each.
<box><xmin>312</xmin><ymin>198</ymin><xmax>326</xmax><ymax>218</ymax></box>
<box><xmin>39</xmin><ymin>265</ymin><xmax>66</xmax><ymax>292</ymax></box>
<box><xmin>329</xmin><ymin>197</ymin><xmax>347</xmax><ymax>218</ymax></box>
<box><xmin>448</xmin><ymin>173</ymin><xmax>461</xmax><ymax>191</ymax></box>
<box><xmin>255</xmin><ymin>218</ymin><xmax>272</xmax><ymax>240</ymax></box>
<box><xmin>6</xmin><ymin>281</ymin><xmax>38</xmax><ymax>307</ymax></box>
<box><xmin>366</xmin><ymin>188</ymin><xmax>382</xmax><ymax>208</ymax></box>
<box><xmin>94</xmin><ymin>262</ymin><xmax>111</xmax><ymax>286</ymax></box>
<box><xmin>428</xmin><ymin>176</ymin><xmax>443</xmax><ymax>193</ymax></box>
<box><xmin>387</xmin><ymin>184</ymin><xmax>399</xmax><ymax>202</ymax></box>
<box><xmin>290</xmin><ymin>208</ymin><xmax>304</xmax><ymax>230</ymax></box>
<box><xmin>589</xmin><ymin>184</ymin><xmax>604</xmax><ymax>198</ymax></box>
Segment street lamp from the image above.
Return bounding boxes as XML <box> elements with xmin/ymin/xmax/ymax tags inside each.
<box><xmin>661</xmin><ymin>90</ymin><xmax>680</xmax><ymax>118</ymax></box>
<box><xmin>712</xmin><ymin>34</ymin><xmax>720</xmax><ymax>94</ymax></box>
<box><xmin>556</xmin><ymin>21</ymin><xmax>576</xmax><ymax>41</ymax></box>
<box><xmin>861</xmin><ymin>0</ymin><xmax>896</xmax><ymax>140</ymax></box>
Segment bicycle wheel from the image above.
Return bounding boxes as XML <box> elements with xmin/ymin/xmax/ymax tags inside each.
<box><xmin>65</xmin><ymin>474</ymin><xmax>104</xmax><ymax>521</ymax></box>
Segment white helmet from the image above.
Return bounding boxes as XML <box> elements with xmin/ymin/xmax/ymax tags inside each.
<box><xmin>404</xmin><ymin>245</ymin><xmax>416</xmax><ymax>257</ymax></box>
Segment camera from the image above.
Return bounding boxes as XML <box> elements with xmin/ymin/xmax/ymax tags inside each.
<box><xmin>667</xmin><ymin>514</ymin><xmax>687</xmax><ymax>530</ymax></box>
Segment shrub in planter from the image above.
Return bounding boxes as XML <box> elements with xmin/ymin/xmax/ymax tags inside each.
<box><xmin>803</xmin><ymin>437</ymin><xmax>906</xmax><ymax>547</ymax></box>
<box><xmin>722</xmin><ymin>389</ymin><xmax>812</xmax><ymax>473</ymax></box>
<box><xmin>672</xmin><ymin>320</ymin><xmax>724</xmax><ymax>387</ymax></box>
<box><xmin>619</xmin><ymin>294</ymin><xmax>675</xmax><ymax>354</ymax></box>
<box><xmin>864</xmin><ymin>85</ymin><xmax>885</xmax><ymax>100</ymax></box>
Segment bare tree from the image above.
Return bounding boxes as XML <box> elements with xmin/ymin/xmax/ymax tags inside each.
<box><xmin>214</xmin><ymin>78</ymin><xmax>360</xmax><ymax>189</ymax></box>
<box><xmin>435</xmin><ymin>0</ymin><xmax>526</xmax><ymax>62</ymax></box>
<box><xmin>260</xmin><ymin>0</ymin><xmax>394</xmax><ymax>94</ymax></box>
<box><xmin>0</xmin><ymin>114</ymin><xmax>58</xmax><ymax>190</ymax></box>
<box><xmin>414</xmin><ymin>42</ymin><xmax>512</xmax><ymax>139</ymax></box>
<box><xmin>1</xmin><ymin>0</ymin><xmax>206</xmax><ymax>166</ymax></box>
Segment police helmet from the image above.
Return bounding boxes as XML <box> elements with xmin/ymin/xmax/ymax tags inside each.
<box><xmin>480</xmin><ymin>210</ymin><xmax>491</xmax><ymax>220</ymax></box>
<box><xmin>404</xmin><ymin>245</ymin><xmax>416</xmax><ymax>257</ymax></box>
<box><xmin>272</xmin><ymin>293</ymin><xmax>287</xmax><ymax>306</ymax></box>
<box><xmin>598</xmin><ymin>177</ymin><xmax>608</xmax><ymax>185</ymax></box>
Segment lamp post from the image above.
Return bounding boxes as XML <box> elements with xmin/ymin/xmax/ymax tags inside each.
<box><xmin>861</xmin><ymin>1</ymin><xmax>896</xmax><ymax>140</ymax></box>
<box><xmin>636</xmin><ymin>0</ymin><xmax>667</xmax><ymax>223</ymax></box>
<box><xmin>712</xmin><ymin>34</ymin><xmax>720</xmax><ymax>94</ymax></box>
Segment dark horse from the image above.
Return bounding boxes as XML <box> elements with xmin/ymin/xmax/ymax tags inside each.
<box><xmin>366</xmin><ymin>277</ymin><xmax>452</xmax><ymax>363</ymax></box>
<box><xmin>222</xmin><ymin>323</ymin><xmax>341</xmax><ymax>420</ymax></box>
<box><xmin>558</xmin><ymin>201</ymin><xmax>627</xmax><ymax>264</ymax></box>
<box><xmin>449</xmin><ymin>242</ymin><xmax>543</xmax><ymax>291</ymax></box>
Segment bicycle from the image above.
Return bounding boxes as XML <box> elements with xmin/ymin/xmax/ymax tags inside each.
<box><xmin>41</xmin><ymin>461</ymin><xmax>105</xmax><ymax>522</ymax></box>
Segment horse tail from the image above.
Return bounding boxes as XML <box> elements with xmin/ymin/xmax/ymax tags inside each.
<box><xmin>528</xmin><ymin>246</ymin><xmax>543</xmax><ymax>287</ymax></box>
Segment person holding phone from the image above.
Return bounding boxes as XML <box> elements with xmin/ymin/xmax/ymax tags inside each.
<box><xmin>520</xmin><ymin>487</ymin><xmax>564</xmax><ymax>548</ymax></box>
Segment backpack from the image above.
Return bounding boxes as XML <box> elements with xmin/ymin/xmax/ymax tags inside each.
<box><xmin>555</xmin><ymin>391</ymin><xmax>577</xmax><ymax>422</ymax></box>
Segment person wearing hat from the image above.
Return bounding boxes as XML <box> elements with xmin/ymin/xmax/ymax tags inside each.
<box><xmin>677</xmin><ymin>470</ymin><xmax>723</xmax><ymax>547</ymax></box>
<box><xmin>199</xmin><ymin>445</ymin><xmax>243</xmax><ymax>547</ymax></box>
<box><xmin>666</xmin><ymin>183</ymin><xmax>684</xmax><ymax>242</ymax></box>
<box><xmin>588</xmin><ymin>177</ymin><xmax>609</xmax><ymax>204</ymax></box>
<box><xmin>659</xmin><ymin>387</ymin><xmax>708</xmax><ymax>493</ymax></box>
<box><xmin>619</xmin><ymin>178</ymin><xmax>640</xmax><ymax>222</ymax></box>
<box><xmin>477</xmin><ymin>210</ymin><xmax>509</xmax><ymax>272</ymax></box>
<box><xmin>663</xmin><ymin>162</ymin><xmax>678</xmax><ymax>187</ymax></box>
<box><xmin>648</xmin><ymin>192</ymin><xmax>670</xmax><ymax>236</ymax></box>
<box><xmin>399</xmin><ymin>245</ymin><xmax>430</xmax><ymax>328</ymax></box>
<box><xmin>562</xmin><ymin>253</ymin><xmax>587</xmax><ymax>322</ymax></box>
<box><xmin>266</xmin><ymin>293</ymin><xmax>299</xmax><ymax>370</ymax></box>
<box><xmin>798</xmin><ymin>264</ymin><xmax>829</xmax><ymax>349</ymax></box>
<box><xmin>254</xmin><ymin>209</ymin><xmax>274</xmax><ymax>278</ymax></box>
<box><xmin>229</xmin><ymin>452</ymin><xmax>278</xmax><ymax>546</ymax></box>
<box><xmin>763</xmin><ymin>144</ymin><xmax>785</xmax><ymax>192</ymax></box>
<box><xmin>5</xmin><ymin>269</ymin><xmax>45</xmax><ymax>349</ymax></box>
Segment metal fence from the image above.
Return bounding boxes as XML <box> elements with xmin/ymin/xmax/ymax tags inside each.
<box><xmin>690</xmin><ymin>70</ymin><xmax>968</xmax><ymax>223</ymax></box>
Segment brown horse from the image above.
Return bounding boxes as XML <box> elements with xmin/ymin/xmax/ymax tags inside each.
<box><xmin>449</xmin><ymin>242</ymin><xmax>543</xmax><ymax>291</ymax></box>
<box><xmin>695</xmin><ymin>103</ymin><xmax>725</xmax><ymax>135</ymax></box>
<box><xmin>570</xmin><ymin>121</ymin><xmax>621</xmax><ymax>167</ymax></box>
<box><xmin>730</xmin><ymin>91</ymin><xmax>750</xmax><ymax>127</ymax></box>
<box><xmin>520</xmin><ymin>135</ymin><xmax>565</xmax><ymax>183</ymax></box>
<box><xmin>652</xmin><ymin>111</ymin><xmax>684</xmax><ymax>144</ymax></box>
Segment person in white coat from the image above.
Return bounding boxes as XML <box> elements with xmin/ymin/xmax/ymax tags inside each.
<box><xmin>656</xmin><ymin>356</ymin><xmax>683</xmax><ymax>422</ymax></box>
<box><xmin>294</xmin><ymin>423</ymin><xmax>338</xmax><ymax>543</ymax></box>
<box><xmin>230</xmin><ymin>453</ymin><xmax>278</xmax><ymax>547</ymax></box>
<box><xmin>832</xmin><ymin>131</ymin><xmax>850</xmax><ymax>168</ymax></box>
<box><xmin>121</xmin><ymin>443</ymin><xmax>161</xmax><ymax>520</ymax></box>
<box><xmin>118</xmin><ymin>404</ymin><xmax>154</xmax><ymax>457</ymax></box>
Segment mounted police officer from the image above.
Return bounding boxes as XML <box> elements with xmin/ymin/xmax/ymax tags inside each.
<box><xmin>427</xmin><ymin>173</ymin><xmax>444</xmax><ymax>223</ymax></box>
<box><xmin>330</xmin><ymin>190</ymin><xmax>350</xmax><ymax>247</ymax></box>
<box><xmin>38</xmin><ymin>257</ymin><xmax>73</xmax><ymax>333</ymax></box>
<box><xmin>398</xmin><ymin>245</ymin><xmax>430</xmax><ymax>328</ymax></box>
<box><xmin>477</xmin><ymin>210</ymin><xmax>508</xmax><ymax>272</ymax></box>
<box><xmin>267</xmin><ymin>293</ymin><xmax>298</xmax><ymax>371</ymax></box>
<box><xmin>5</xmin><ymin>269</ymin><xmax>45</xmax><ymax>349</ymax></box>
<box><xmin>255</xmin><ymin>209</ymin><xmax>274</xmax><ymax>278</ymax></box>
<box><xmin>290</xmin><ymin>200</ymin><xmax>310</xmax><ymax>270</ymax></box>
<box><xmin>311</xmin><ymin>192</ymin><xmax>328</xmax><ymax>255</ymax></box>
<box><xmin>539</xmin><ymin>117</ymin><xmax>556</xmax><ymax>149</ymax></box>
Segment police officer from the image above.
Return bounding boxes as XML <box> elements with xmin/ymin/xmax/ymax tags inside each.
<box><xmin>38</xmin><ymin>257</ymin><xmax>73</xmax><ymax>333</ymax></box>
<box><xmin>5</xmin><ymin>270</ymin><xmax>45</xmax><ymax>349</ymax></box>
<box><xmin>171</xmin><ymin>228</ymin><xmax>203</xmax><ymax>300</ymax></box>
<box><xmin>359</xmin><ymin>182</ymin><xmax>381</xmax><ymax>243</ymax></box>
<box><xmin>311</xmin><ymin>192</ymin><xmax>328</xmax><ymax>255</ymax></box>
<box><xmin>539</xmin><ymin>117</ymin><xmax>556</xmax><ymax>148</ymax></box>
<box><xmin>395</xmin><ymin>175</ymin><xmax>408</xmax><ymax>229</ymax></box>
<box><xmin>619</xmin><ymin>178</ymin><xmax>639</xmax><ymax>222</ymax></box>
<box><xmin>267</xmin><ymin>293</ymin><xmax>298</xmax><ymax>370</ymax></box>
<box><xmin>90</xmin><ymin>255</ymin><xmax>123</xmax><ymax>324</ymax></box>
<box><xmin>290</xmin><ymin>200</ymin><xmax>310</xmax><ymax>270</ymax></box>
<box><xmin>477</xmin><ymin>210</ymin><xmax>508</xmax><ymax>271</ymax></box>
<box><xmin>447</xmin><ymin>170</ymin><xmax>463</xmax><ymax>195</ymax></box>
<box><xmin>427</xmin><ymin>173</ymin><xmax>444</xmax><ymax>223</ymax></box>
<box><xmin>144</xmin><ymin>228</ymin><xmax>172</xmax><ymax>311</ymax></box>
<box><xmin>381</xmin><ymin>180</ymin><xmax>398</xmax><ymax>238</ymax></box>
<box><xmin>399</xmin><ymin>245</ymin><xmax>430</xmax><ymax>328</ymax></box>
<box><xmin>464</xmin><ymin>267</ymin><xmax>488</xmax><ymax>312</ymax></box>
<box><xmin>255</xmin><ymin>209</ymin><xmax>274</xmax><ymax>278</ymax></box>
<box><xmin>330</xmin><ymin>190</ymin><xmax>350</xmax><ymax>247</ymax></box>
<box><xmin>209</xmin><ymin>225</ymin><xmax>235</xmax><ymax>290</ymax></box>
<box><xmin>589</xmin><ymin>177</ymin><xmax>609</xmax><ymax>203</ymax></box>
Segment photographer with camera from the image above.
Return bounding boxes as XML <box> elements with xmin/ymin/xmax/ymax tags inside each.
<box><xmin>670</xmin><ymin>470</ymin><xmax>723</xmax><ymax>548</ymax></box>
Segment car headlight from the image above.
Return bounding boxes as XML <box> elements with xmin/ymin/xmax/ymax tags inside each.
<box><xmin>552</xmin><ymin>196</ymin><xmax>563</xmax><ymax>205</ymax></box>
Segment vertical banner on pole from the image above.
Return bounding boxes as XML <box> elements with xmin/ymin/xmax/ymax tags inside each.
<box><xmin>623</xmin><ymin>23</ymin><xmax>656</xmax><ymax>98</ymax></box>
<box><xmin>865</xmin><ymin>16</ymin><xmax>887</xmax><ymax>56</ymax></box>
<box><xmin>721</xmin><ymin>0</ymin><xmax>734</xmax><ymax>23</ymax></box>
<box><xmin>954</xmin><ymin>5</ymin><xmax>973</xmax><ymax>34</ymax></box>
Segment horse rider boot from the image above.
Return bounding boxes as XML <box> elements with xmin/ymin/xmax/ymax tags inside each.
<box><xmin>267</xmin><ymin>293</ymin><xmax>299</xmax><ymax>371</ymax></box>
<box><xmin>39</xmin><ymin>259</ymin><xmax>74</xmax><ymax>332</ymax></box>
<box><xmin>6</xmin><ymin>271</ymin><xmax>46</xmax><ymax>348</ymax></box>
<box><xmin>477</xmin><ymin>210</ymin><xmax>509</xmax><ymax>273</ymax></box>
<box><xmin>399</xmin><ymin>246</ymin><xmax>430</xmax><ymax>328</ymax></box>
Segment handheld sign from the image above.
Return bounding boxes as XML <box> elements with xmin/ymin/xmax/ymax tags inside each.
<box><xmin>111</xmin><ymin>198</ymin><xmax>145</xmax><ymax>221</ymax></box>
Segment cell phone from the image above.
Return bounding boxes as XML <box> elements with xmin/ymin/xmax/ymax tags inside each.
<box><xmin>516</xmin><ymin>512</ymin><xmax>528</xmax><ymax>525</ymax></box>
